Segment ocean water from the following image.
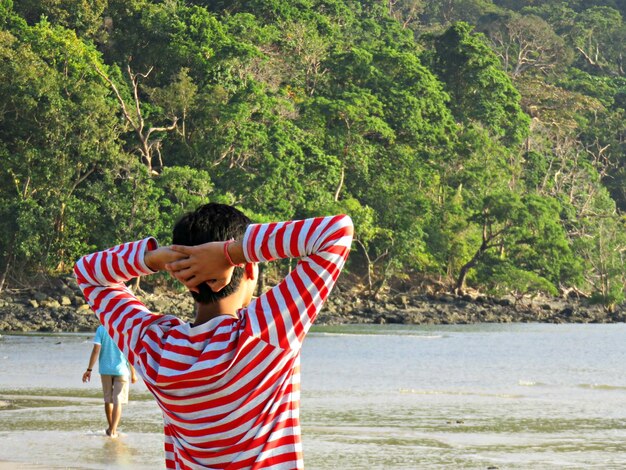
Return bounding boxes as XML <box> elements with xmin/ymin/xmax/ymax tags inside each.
<box><xmin>1</xmin><ymin>323</ymin><xmax>626</xmax><ymax>469</ymax></box>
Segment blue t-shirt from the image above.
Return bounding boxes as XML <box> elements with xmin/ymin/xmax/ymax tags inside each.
<box><xmin>94</xmin><ymin>325</ymin><xmax>130</xmax><ymax>376</ymax></box>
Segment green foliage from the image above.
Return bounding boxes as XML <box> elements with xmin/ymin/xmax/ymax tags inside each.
<box><xmin>424</xmin><ymin>22</ymin><xmax>530</xmax><ymax>146</ymax></box>
<box><xmin>14</xmin><ymin>0</ymin><xmax>108</xmax><ymax>38</ymax></box>
<box><xmin>558</xmin><ymin>68</ymin><xmax>625</xmax><ymax>107</ymax></box>
<box><xmin>1</xmin><ymin>0</ymin><xmax>626</xmax><ymax>308</ymax></box>
<box><xmin>422</xmin><ymin>0</ymin><xmax>501</xmax><ymax>26</ymax></box>
<box><xmin>446</xmin><ymin>181</ymin><xmax>583</xmax><ymax>296</ymax></box>
<box><xmin>570</xmin><ymin>6</ymin><xmax>624</xmax><ymax>74</ymax></box>
<box><xmin>0</xmin><ymin>0</ymin><xmax>14</xmax><ymax>27</ymax></box>
<box><xmin>571</xmin><ymin>192</ymin><xmax>626</xmax><ymax>312</ymax></box>
<box><xmin>0</xmin><ymin>21</ymin><xmax>126</xmax><ymax>275</ymax></box>
<box><xmin>474</xmin><ymin>257</ymin><xmax>559</xmax><ymax>300</ymax></box>
<box><xmin>521</xmin><ymin>3</ymin><xmax>579</xmax><ymax>35</ymax></box>
<box><xmin>478</xmin><ymin>12</ymin><xmax>572</xmax><ymax>77</ymax></box>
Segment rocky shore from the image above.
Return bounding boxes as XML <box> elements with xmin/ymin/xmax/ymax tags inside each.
<box><xmin>0</xmin><ymin>276</ymin><xmax>624</xmax><ymax>333</ymax></box>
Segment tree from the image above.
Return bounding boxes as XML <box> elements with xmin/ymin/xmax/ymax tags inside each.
<box><xmin>387</xmin><ymin>0</ymin><xmax>425</xmax><ymax>31</ymax></box>
<box><xmin>146</xmin><ymin>68</ymin><xmax>198</xmax><ymax>139</ymax></box>
<box><xmin>571</xmin><ymin>6</ymin><xmax>624</xmax><ymax>75</ymax></box>
<box><xmin>479</xmin><ymin>13</ymin><xmax>571</xmax><ymax>77</ymax></box>
<box><xmin>0</xmin><ymin>19</ymin><xmax>127</xmax><ymax>284</ymax></box>
<box><xmin>426</xmin><ymin>124</ymin><xmax>512</xmax><ymax>282</ymax></box>
<box><xmin>422</xmin><ymin>0</ymin><xmax>499</xmax><ymax>27</ymax></box>
<box><xmin>95</xmin><ymin>62</ymin><xmax>180</xmax><ymax>174</ymax></box>
<box><xmin>280</xmin><ymin>20</ymin><xmax>330</xmax><ymax>96</ymax></box>
<box><xmin>573</xmin><ymin>196</ymin><xmax>626</xmax><ymax>312</ymax></box>
<box><xmin>425</xmin><ymin>22</ymin><xmax>531</xmax><ymax>146</ymax></box>
<box><xmin>521</xmin><ymin>3</ymin><xmax>579</xmax><ymax>36</ymax></box>
<box><xmin>14</xmin><ymin>0</ymin><xmax>108</xmax><ymax>38</ymax></box>
<box><xmin>455</xmin><ymin>192</ymin><xmax>578</xmax><ymax>295</ymax></box>
<box><xmin>299</xmin><ymin>45</ymin><xmax>454</xmax><ymax>290</ymax></box>
<box><xmin>483</xmin><ymin>259</ymin><xmax>560</xmax><ymax>306</ymax></box>
<box><xmin>514</xmin><ymin>72</ymin><xmax>623</xmax><ymax>308</ymax></box>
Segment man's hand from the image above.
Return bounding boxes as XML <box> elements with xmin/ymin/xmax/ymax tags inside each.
<box><xmin>144</xmin><ymin>246</ymin><xmax>188</xmax><ymax>272</ymax></box>
<box><xmin>166</xmin><ymin>241</ymin><xmax>243</xmax><ymax>293</ymax></box>
<box><xmin>82</xmin><ymin>370</ymin><xmax>91</xmax><ymax>383</ymax></box>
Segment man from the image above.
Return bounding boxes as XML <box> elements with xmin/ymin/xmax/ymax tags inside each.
<box><xmin>82</xmin><ymin>324</ymin><xmax>138</xmax><ymax>438</ymax></box>
<box><xmin>74</xmin><ymin>203</ymin><xmax>353</xmax><ymax>469</ymax></box>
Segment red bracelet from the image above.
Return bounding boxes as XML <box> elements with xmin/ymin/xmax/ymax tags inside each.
<box><xmin>223</xmin><ymin>239</ymin><xmax>244</xmax><ymax>268</ymax></box>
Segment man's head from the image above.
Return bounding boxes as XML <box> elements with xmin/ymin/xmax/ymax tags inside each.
<box><xmin>172</xmin><ymin>202</ymin><xmax>251</xmax><ymax>304</ymax></box>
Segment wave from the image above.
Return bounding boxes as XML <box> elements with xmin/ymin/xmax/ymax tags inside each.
<box><xmin>312</xmin><ymin>332</ymin><xmax>443</xmax><ymax>339</ymax></box>
<box><xmin>518</xmin><ymin>380</ymin><xmax>547</xmax><ymax>387</ymax></box>
<box><xmin>398</xmin><ymin>388</ymin><xmax>524</xmax><ymax>399</ymax></box>
<box><xmin>577</xmin><ymin>383</ymin><xmax>626</xmax><ymax>391</ymax></box>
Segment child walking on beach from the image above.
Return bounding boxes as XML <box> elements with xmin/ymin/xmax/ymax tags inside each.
<box><xmin>82</xmin><ymin>325</ymin><xmax>137</xmax><ymax>438</ymax></box>
<box><xmin>74</xmin><ymin>203</ymin><xmax>353</xmax><ymax>469</ymax></box>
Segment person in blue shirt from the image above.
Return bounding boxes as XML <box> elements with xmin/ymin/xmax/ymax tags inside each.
<box><xmin>82</xmin><ymin>325</ymin><xmax>137</xmax><ymax>438</ymax></box>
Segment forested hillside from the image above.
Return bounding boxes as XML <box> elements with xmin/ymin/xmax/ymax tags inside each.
<box><xmin>1</xmin><ymin>0</ymin><xmax>625</xmax><ymax>309</ymax></box>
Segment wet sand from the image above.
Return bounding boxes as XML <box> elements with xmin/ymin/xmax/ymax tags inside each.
<box><xmin>4</xmin><ymin>327</ymin><xmax>626</xmax><ymax>468</ymax></box>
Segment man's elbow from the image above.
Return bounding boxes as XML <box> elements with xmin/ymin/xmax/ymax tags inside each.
<box><xmin>336</xmin><ymin>214</ymin><xmax>354</xmax><ymax>241</ymax></box>
<box><xmin>73</xmin><ymin>256</ymin><xmax>88</xmax><ymax>285</ymax></box>
<box><xmin>340</xmin><ymin>214</ymin><xmax>354</xmax><ymax>236</ymax></box>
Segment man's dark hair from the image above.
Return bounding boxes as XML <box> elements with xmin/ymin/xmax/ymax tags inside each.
<box><xmin>172</xmin><ymin>203</ymin><xmax>250</xmax><ymax>304</ymax></box>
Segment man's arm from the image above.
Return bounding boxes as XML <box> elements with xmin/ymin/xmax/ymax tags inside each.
<box><xmin>74</xmin><ymin>239</ymin><xmax>186</xmax><ymax>370</ymax></box>
<box><xmin>168</xmin><ymin>215</ymin><xmax>354</xmax><ymax>350</ymax></box>
<box><xmin>243</xmin><ymin>215</ymin><xmax>353</xmax><ymax>349</ymax></box>
<box><xmin>82</xmin><ymin>343</ymin><xmax>100</xmax><ymax>383</ymax></box>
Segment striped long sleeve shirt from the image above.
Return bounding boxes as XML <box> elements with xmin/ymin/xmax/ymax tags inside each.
<box><xmin>74</xmin><ymin>215</ymin><xmax>354</xmax><ymax>469</ymax></box>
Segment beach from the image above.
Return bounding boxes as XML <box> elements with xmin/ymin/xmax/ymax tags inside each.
<box><xmin>2</xmin><ymin>324</ymin><xmax>626</xmax><ymax>468</ymax></box>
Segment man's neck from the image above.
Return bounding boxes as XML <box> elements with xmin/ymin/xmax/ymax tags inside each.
<box><xmin>193</xmin><ymin>300</ymin><xmax>240</xmax><ymax>326</ymax></box>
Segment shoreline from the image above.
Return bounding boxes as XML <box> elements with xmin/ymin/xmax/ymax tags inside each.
<box><xmin>0</xmin><ymin>462</ymin><xmax>54</xmax><ymax>470</ymax></box>
<box><xmin>0</xmin><ymin>275</ymin><xmax>624</xmax><ymax>333</ymax></box>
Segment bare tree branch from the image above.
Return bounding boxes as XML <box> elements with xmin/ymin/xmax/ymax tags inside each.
<box><xmin>94</xmin><ymin>61</ymin><xmax>179</xmax><ymax>173</ymax></box>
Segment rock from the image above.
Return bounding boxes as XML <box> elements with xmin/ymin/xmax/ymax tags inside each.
<box><xmin>1</xmin><ymin>276</ymin><xmax>624</xmax><ymax>329</ymax></box>
<box><xmin>148</xmin><ymin>295</ymin><xmax>185</xmax><ymax>314</ymax></box>
<box><xmin>41</xmin><ymin>300</ymin><xmax>61</xmax><ymax>309</ymax></box>
<box><xmin>77</xmin><ymin>304</ymin><xmax>92</xmax><ymax>313</ymax></box>
<box><xmin>324</xmin><ymin>303</ymin><xmax>338</xmax><ymax>315</ymax></box>
<box><xmin>61</xmin><ymin>286</ymin><xmax>74</xmax><ymax>297</ymax></box>
<box><xmin>62</xmin><ymin>311</ymin><xmax>76</xmax><ymax>322</ymax></box>
<box><xmin>610</xmin><ymin>311</ymin><xmax>626</xmax><ymax>322</ymax></box>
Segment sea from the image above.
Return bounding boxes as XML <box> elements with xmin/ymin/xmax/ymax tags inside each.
<box><xmin>1</xmin><ymin>323</ymin><xmax>626</xmax><ymax>469</ymax></box>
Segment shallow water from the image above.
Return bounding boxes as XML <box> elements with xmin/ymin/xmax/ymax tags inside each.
<box><xmin>2</xmin><ymin>324</ymin><xmax>626</xmax><ymax>468</ymax></box>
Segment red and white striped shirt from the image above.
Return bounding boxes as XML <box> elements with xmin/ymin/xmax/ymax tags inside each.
<box><xmin>74</xmin><ymin>215</ymin><xmax>353</xmax><ymax>469</ymax></box>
